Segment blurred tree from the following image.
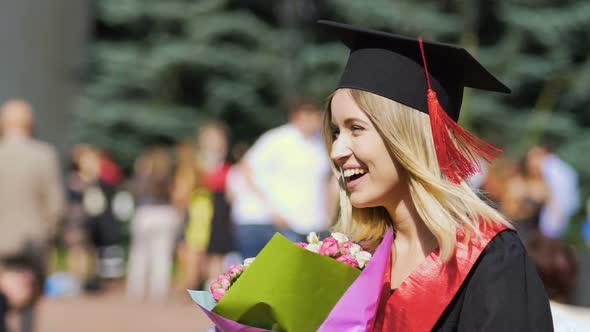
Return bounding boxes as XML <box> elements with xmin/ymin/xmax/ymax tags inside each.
<box><xmin>74</xmin><ymin>0</ymin><xmax>290</xmax><ymax>168</ymax></box>
<box><xmin>75</xmin><ymin>0</ymin><xmax>589</xmax><ymax>214</ymax></box>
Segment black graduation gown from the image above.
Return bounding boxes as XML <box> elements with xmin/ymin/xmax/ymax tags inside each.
<box><xmin>432</xmin><ymin>230</ymin><xmax>553</xmax><ymax>331</ymax></box>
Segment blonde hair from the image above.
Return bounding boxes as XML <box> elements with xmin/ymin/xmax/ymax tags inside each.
<box><xmin>323</xmin><ymin>89</ymin><xmax>510</xmax><ymax>260</ymax></box>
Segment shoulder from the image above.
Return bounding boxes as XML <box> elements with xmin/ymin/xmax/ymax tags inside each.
<box><xmin>28</xmin><ymin>139</ymin><xmax>58</xmax><ymax>157</ymax></box>
<box><xmin>463</xmin><ymin>230</ymin><xmax>529</xmax><ymax>301</ymax></box>
<box><xmin>457</xmin><ymin>229</ymin><xmax>553</xmax><ymax>331</ymax></box>
<box><xmin>481</xmin><ymin>229</ymin><xmax>524</xmax><ymax>257</ymax></box>
<box><xmin>469</xmin><ymin>229</ymin><xmax>534</xmax><ymax>291</ymax></box>
<box><xmin>0</xmin><ymin>138</ymin><xmax>58</xmax><ymax>160</ymax></box>
<box><xmin>259</xmin><ymin>125</ymin><xmax>292</xmax><ymax>141</ymax></box>
<box><xmin>247</xmin><ymin>125</ymin><xmax>293</xmax><ymax>158</ymax></box>
<box><xmin>251</xmin><ymin>126</ymin><xmax>286</xmax><ymax>148</ymax></box>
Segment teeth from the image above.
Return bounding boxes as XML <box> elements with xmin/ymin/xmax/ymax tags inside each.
<box><xmin>343</xmin><ymin>168</ymin><xmax>366</xmax><ymax>178</ymax></box>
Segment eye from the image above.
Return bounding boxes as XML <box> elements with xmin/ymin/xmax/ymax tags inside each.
<box><xmin>331</xmin><ymin>127</ymin><xmax>340</xmax><ymax>139</ymax></box>
<box><xmin>351</xmin><ymin>125</ymin><xmax>364</xmax><ymax>134</ymax></box>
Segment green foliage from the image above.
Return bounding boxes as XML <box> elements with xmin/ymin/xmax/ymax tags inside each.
<box><xmin>75</xmin><ymin>0</ymin><xmax>590</xmax><ymax>225</ymax></box>
<box><xmin>74</xmin><ymin>0</ymin><xmax>289</xmax><ymax>169</ymax></box>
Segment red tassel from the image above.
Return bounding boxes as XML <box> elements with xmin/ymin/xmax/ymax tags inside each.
<box><xmin>427</xmin><ymin>89</ymin><xmax>502</xmax><ymax>184</ymax></box>
<box><xmin>418</xmin><ymin>38</ymin><xmax>502</xmax><ymax>184</ymax></box>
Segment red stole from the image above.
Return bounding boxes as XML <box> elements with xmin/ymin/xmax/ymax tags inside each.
<box><xmin>372</xmin><ymin>223</ymin><xmax>507</xmax><ymax>331</ymax></box>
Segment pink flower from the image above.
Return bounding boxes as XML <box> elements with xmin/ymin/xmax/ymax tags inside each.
<box><xmin>210</xmin><ymin>281</ymin><xmax>222</xmax><ymax>293</ymax></box>
<box><xmin>342</xmin><ymin>242</ymin><xmax>362</xmax><ymax>256</ymax></box>
<box><xmin>337</xmin><ymin>254</ymin><xmax>359</xmax><ymax>269</ymax></box>
<box><xmin>227</xmin><ymin>265</ymin><xmax>244</xmax><ymax>281</ymax></box>
<box><xmin>341</xmin><ymin>242</ymin><xmax>353</xmax><ymax>250</ymax></box>
<box><xmin>212</xmin><ymin>287</ymin><xmax>226</xmax><ymax>301</ymax></box>
<box><xmin>296</xmin><ymin>242</ymin><xmax>308</xmax><ymax>248</ymax></box>
<box><xmin>218</xmin><ymin>274</ymin><xmax>231</xmax><ymax>289</ymax></box>
<box><xmin>319</xmin><ymin>237</ymin><xmax>341</xmax><ymax>257</ymax></box>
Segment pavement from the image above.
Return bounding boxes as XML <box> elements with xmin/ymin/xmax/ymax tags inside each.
<box><xmin>35</xmin><ymin>283</ymin><xmax>213</xmax><ymax>332</ymax></box>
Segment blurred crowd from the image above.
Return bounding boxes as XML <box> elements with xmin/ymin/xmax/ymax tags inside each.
<box><xmin>0</xmin><ymin>97</ymin><xmax>338</xmax><ymax>331</ymax></box>
<box><xmin>0</xmin><ymin>97</ymin><xmax>589</xmax><ymax>331</ymax></box>
<box><xmin>472</xmin><ymin>140</ymin><xmax>585</xmax><ymax>318</ymax></box>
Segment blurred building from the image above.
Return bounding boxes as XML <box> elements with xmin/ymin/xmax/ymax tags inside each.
<box><xmin>0</xmin><ymin>0</ymin><xmax>90</xmax><ymax>152</ymax></box>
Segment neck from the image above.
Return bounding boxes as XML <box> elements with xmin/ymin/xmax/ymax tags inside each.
<box><xmin>384</xmin><ymin>189</ymin><xmax>437</xmax><ymax>255</ymax></box>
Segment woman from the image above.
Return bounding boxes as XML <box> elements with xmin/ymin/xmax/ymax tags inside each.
<box><xmin>319</xmin><ymin>21</ymin><xmax>553</xmax><ymax>331</ymax></box>
<box><xmin>171</xmin><ymin>141</ymin><xmax>205</xmax><ymax>290</ymax></box>
<box><xmin>195</xmin><ymin>121</ymin><xmax>235</xmax><ymax>285</ymax></box>
<box><xmin>126</xmin><ymin>147</ymin><xmax>180</xmax><ymax>302</ymax></box>
<box><xmin>502</xmin><ymin>156</ymin><xmax>549</xmax><ymax>245</ymax></box>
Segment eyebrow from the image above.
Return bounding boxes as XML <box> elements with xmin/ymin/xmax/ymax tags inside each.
<box><xmin>331</xmin><ymin>117</ymin><xmax>370</xmax><ymax>127</ymax></box>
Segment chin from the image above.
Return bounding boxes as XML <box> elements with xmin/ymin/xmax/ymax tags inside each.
<box><xmin>349</xmin><ymin>193</ymin><xmax>379</xmax><ymax>209</ymax></box>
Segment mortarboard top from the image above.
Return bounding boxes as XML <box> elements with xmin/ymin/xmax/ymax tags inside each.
<box><xmin>318</xmin><ymin>20</ymin><xmax>510</xmax><ymax>122</ymax></box>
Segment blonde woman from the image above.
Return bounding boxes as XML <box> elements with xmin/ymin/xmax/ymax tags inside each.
<box><xmin>320</xmin><ymin>21</ymin><xmax>552</xmax><ymax>331</ymax></box>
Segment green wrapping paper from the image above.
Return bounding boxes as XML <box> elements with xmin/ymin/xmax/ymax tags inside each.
<box><xmin>212</xmin><ymin>233</ymin><xmax>361</xmax><ymax>331</ymax></box>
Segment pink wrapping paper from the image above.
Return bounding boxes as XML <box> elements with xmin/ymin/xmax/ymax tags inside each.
<box><xmin>317</xmin><ymin>230</ymin><xmax>393</xmax><ymax>332</ymax></box>
<box><xmin>198</xmin><ymin>303</ymin><xmax>271</xmax><ymax>332</ymax></box>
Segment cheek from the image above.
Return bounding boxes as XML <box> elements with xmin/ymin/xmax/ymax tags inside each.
<box><xmin>375</xmin><ymin>162</ymin><xmax>401</xmax><ymax>188</ymax></box>
<box><xmin>372</xmin><ymin>147</ymin><xmax>406</xmax><ymax>192</ymax></box>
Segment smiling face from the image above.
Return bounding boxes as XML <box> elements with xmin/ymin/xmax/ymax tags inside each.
<box><xmin>328</xmin><ymin>89</ymin><xmax>406</xmax><ymax>208</ymax></box>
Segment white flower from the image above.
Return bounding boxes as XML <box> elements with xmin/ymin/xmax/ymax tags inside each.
<box><xmin>243</xmin><ymin>257</ymin><xmax>256</xmax><ymax>268</ymax></box>
<box><xmin>355</xmin><ymin>251</ymin><xmax>372</xmax><ymax>269</ymax></box>
<box><xmin>306</xmin><ymin>232</ymin><xmax>320</xmax><ymax>244</ymax></box>
<box><xmin>331</xmin><ymin>232</ymin><xmax>349</xmax><ymax>244</ymax></box>
<box><xmin>348</xmin><ymin>243</ymin><xmax>362</xmax><ymax>256</ymax></box>
<box><xmin>305</xmin><ymin>243</ymin><xmax>321</xmax><ymax>253</ymax></box>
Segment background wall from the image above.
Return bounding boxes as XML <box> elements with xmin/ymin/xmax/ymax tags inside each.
<box><xmin>0</xmin><ymin>0</ymin><xmax>90</xmax><ymax>152</ymax></box>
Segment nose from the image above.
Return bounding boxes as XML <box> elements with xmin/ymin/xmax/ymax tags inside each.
<box><xmin>330</xmin><ymin>136</ymin><xmax>352</xmax><ymax>165</ymax></box>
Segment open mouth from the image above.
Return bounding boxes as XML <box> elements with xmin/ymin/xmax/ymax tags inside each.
<box><xmin>343</xmin><ymin>168</ymin><xmax>368</xmax><ymax>185</ymax></box>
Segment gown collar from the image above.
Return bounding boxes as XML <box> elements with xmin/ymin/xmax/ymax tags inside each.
<box><xmin>374</xmin><ymin>222</ymin><xmax>508</xmax><ymax>331</ymax></box>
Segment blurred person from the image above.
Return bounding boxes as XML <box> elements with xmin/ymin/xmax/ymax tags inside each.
<box><xmin>528</xmin><ymin>234</ymin><xmax>590</xmax><ymax>331</ymax></box>
<box><xmin>240</xmin><ymin>98</ymin><xmax>337</xmax><ymax>252</ymax></box>
<box><xmin>171</xmin><ymin>141</ymin><xmax>206</xmax><ymax>290</ymax></box>
<box><xmin>225</xmin><ymin>143</ymin><xmax>274</xmax><ymax>259</ymax></box>
<box><xmin>584</xmin><ymin>197</ymin><xmax>590</xmax><ymax>245</ymax></box>
<box><xmin>77</xmin><ymin>146</ymin><xmax>123</xmax><ymax>285</ymax></box>
<box><xmin>98</xmin><ymin>150</ymin><xmax>124</xmax><ymax>188</ymax></box>
<box><xmin>171</xmin><ymin>141</ymin><xmax>199</xmax><ymax>212</ymax></box>
<box><xmin>479</xmin><ymin>157</ymin><xmax>517</xmax><ymax>206</ymax></box>
<box><xmin>502</xmin><ymin>156</ymin><xmax>549</xmax><ymax>244</ymax></box>
<box><xmin>195</xmin><ymin>121</ymin><xmax>235</xmax><ymax>286</ymax></box>
<box><xmin>0</xmin><ymin>256</ymin><xmax>41</xmax><ymax>332</ymax></box>
<box><xmin>0</xmin><ymin>99</ymin><xmax>65</xmax><ymax>332</ymax></box>
<box><xmin>127</xmin><ymin>147</ymin><xmax>180</xmax><ymax>302</ymax></box>
<box><xmin>61</xmin><ymin>145</ymin><xmax>97</xmax><ymax>285</ymax></box>
<box><xmin>528</xmin><ymin>144</ymin><xmax>580</xmax><ymax>238</ymax></box>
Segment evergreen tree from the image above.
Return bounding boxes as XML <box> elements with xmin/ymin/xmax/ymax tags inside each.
<box><xmin>75</xmin><ymin>0</ymin><xmax>589</xmax><ymax>216</ymax></box>
<box><xmin>74</xmin><ymin>0</ymin><xmax>289</xmax><ymax>168</ymax></box>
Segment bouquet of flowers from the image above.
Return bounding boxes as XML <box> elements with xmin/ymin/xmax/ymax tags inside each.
<box><xmin>209</xmin><ymin>232</ymin><xmax>373</xmax><ymax>303</ymax></box>
<box><xmin>190</xmin><ymin>230</ymin><xmax>394</xmax><ymax>332</ymax></box>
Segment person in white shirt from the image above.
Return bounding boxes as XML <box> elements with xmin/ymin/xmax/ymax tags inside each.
<box><xmin>226</xmin><ymin>164</ymin><xmax>273</xmax><ymax>259</ymax></box>
<box><xmin>235</xmin><ymin>98</ymin><xmax>338</xmax><ymax>257</ymax></box>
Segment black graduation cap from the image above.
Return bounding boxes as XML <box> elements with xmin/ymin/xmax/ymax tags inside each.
<box><xmin>318</xmin><ymin>20</ymin><xmax>510</xmax><ymax>122</ymax></box>
<box><xmin>319</xmin><ymin>20</ymin><xmax>511</xmax><ymax>184</ymax></box>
